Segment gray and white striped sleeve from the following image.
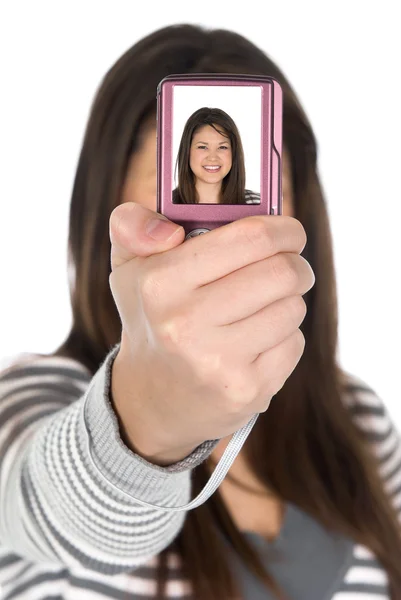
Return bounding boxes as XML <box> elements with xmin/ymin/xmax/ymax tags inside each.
<box><xmin>0</xmin><ymin>345</ymin><xmax>218</xmax><ymax>574</ymax></box>
<box><xmin>343</xmin><ymin>372</ymin><xmax>401</xmax><ymax>517</ymax></box>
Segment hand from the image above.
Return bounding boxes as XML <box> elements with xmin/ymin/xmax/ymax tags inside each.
<box><xmin>109</xmin><ymin>202</ymin><xmax>315</xmax><ymax>464</ymax></box>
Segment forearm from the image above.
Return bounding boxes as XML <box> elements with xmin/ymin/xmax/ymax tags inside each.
<box><xmin>0</xmin><ymin>346</ymin><xmax>212</xmax><ymax>573</ymax></box>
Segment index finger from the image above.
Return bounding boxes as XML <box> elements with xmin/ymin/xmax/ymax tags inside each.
<box><xmin>161</xmin><ymin>215</ymin><xmax>307</xmax><ymax>289</ymax></box>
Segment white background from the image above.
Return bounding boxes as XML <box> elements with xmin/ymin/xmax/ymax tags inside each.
<box><xmin>172</xmin><ymin>86</ymin><xmax>262</xmax><ymax>191</ymax></box>
<box><xmin>0</xmin><ymin>2</ymin><xmax>400</xmax><ymax>426</ymax></box>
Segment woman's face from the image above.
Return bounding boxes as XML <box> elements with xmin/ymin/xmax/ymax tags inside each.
<box><xmin>121</xmin><ymin>124</ymin><xmax>295</xmax><ymax>217</ymax></box>
<box><xmin>188</xmin><ymin>125</ymin><xmax>232</xmax><ymax>185</ymax></box>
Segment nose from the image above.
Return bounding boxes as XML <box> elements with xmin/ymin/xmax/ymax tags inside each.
<box><xmin>207</xmin><ymin>150</ymin><xmax>218</xmax><ymax>161</ymax></box>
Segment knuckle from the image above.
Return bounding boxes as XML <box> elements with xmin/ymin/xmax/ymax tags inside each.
<box><xmin>155</xmin><ymin>311</ymin><xmax>195</xmax><ymax>352</ymax></box>
<box><xmin>289</xmin><ymin>295</ymin><xmax>307</xmax><ymax>323</ymax></box>
<box><xmin>271</xmin><ymin>253</ymin><xmax>299</xmax><ymax>290</ymax></box>
<box><xmin>294</xmin><ymin>328</ymin><xmax>306</xmax><ymax>353</ymax></box>
<box><xmin>264</xmin><ymin>379</ymin><xmax>278</xmax><ymax>401</ymax></box>
<box><xmin>274</xmin><ymin>296</ymin><xmax>305</xmax><ymax>330</ymax></box>
<box><xmin>236</xmin><ymin>218</ymin><xmax>276</xmax><ymax>255</ymax></box>
<box><xmin>221</xmin><ymin>368</ymin><xmax>257</xmax><ymax>413</ymax></box>
<box><xmin>300</xmin><ymin>256</ymin><xmax>316</xmax><ymax>291</ymax></box>
<box><xmin>258</xmin><ymin>366</ymin><xmax>279</xmax><ymax>401</ymax></box>
<box><xmin>269</xmin><ymin>330</ymin><xmax>305</xmax><ymax>390</ymax></box>
<box><xmin>292</xmin><ymin>217</ymin><xmax>307</xmax><ymax>250</ymax></box>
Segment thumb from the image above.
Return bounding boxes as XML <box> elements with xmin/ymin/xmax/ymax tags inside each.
<box><xmin>109</xmin><ymin>202</ymin><xmax>184</xmax><ymax>269</ymax></box>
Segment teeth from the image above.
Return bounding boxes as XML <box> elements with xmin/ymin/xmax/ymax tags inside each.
<box><xmin>204</xmin><ymin>166</ymin><xmax>220</xmax><ymax>170</ymax></box>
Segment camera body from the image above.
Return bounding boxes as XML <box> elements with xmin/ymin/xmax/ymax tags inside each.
<box><xmin>157</xmin><ymin>74</ymin><xmax>283</xmax><ymax>239</ymax></box>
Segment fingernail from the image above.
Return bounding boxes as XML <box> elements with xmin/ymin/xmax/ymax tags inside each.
<box><xmin>146</xmin><ymin>218</ymin><xmax>183</xmax><ymax>241</ymax></box>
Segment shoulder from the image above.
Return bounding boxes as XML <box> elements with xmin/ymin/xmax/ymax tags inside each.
<box><xmin>341</xmin><ymin>370</ymin><xmax>394</xmax><ymax>436</ymax></box>
<box><xmin>244</xmin><ymin>189</ymin><xmax>261</xmax><ymax>204</ymax></box>
<box><xmin>340</xmin><ymin>370</ymin><xmax>397</xmax><ymax>446</ymax></box>
<box><xmin>341</xmin><ymin>370</ymin><xmax>401</xmax><ymax>509</ymax></box>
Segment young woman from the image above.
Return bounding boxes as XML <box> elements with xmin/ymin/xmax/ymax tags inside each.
<box><xmin>173</xmin><ymin>107</ymin><xmax>260</xmax><ymax>204</ymax></box>
<box><xmin>0</xmin><ymin>23</ymin><xmax>400</xmax><ymax>600</ymax></box>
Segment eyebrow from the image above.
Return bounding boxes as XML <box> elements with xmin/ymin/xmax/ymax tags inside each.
<box><xmin>194</xmin><ymin>140</ymin><xmax>230</xmax><ymax>144</ymax></box>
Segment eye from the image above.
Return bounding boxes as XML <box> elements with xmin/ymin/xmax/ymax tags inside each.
<box><xmin>219</xmin><ymin>145</ymin><xmax>229</xmax><ymax>150</ymax></box>
<box><xmin>196</xmin><ymin>145</ymin><xmax>207</xmax><ymax>150</ymax></box>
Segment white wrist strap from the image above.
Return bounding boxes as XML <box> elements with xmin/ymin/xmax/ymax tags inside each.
<box><xmin>84</xmin><ymin>410</ymin><xmax>259</xmax><ymax>512</ymax></box>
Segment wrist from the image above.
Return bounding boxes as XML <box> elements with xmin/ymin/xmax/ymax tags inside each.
<box><xmin>110</xmin><ymin>348</ymin><xmax>197</xmax><ymax>466</ymax></box>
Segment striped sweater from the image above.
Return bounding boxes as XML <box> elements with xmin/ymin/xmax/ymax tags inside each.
<box><xmin>0</xmin><ymin>344</ymin><xmax>400</xmax><ymax>599</ymax></box>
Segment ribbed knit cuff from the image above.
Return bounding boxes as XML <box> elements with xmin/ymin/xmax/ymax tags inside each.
<box><xmin>79</xmin><ymin>344</ymin><xmax>219</xmax><ymax>503</ymax></box>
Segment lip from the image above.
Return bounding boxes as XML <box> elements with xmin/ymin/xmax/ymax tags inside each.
<box><xmin>203</xmin><ymin>165</ymin><xmax>221</xmax><ymax>172</ymax></box>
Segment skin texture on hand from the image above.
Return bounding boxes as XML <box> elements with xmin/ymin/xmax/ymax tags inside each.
<box><xmin>108</xmin><ymin>200</ymin><xmax>314</xmax><ymax>460</ymax></box>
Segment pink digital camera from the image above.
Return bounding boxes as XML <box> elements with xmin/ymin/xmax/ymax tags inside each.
<box><xmin>157</xmin><ymin>74</ymin><xmax>283</xmax><ymax>240</ymax></box>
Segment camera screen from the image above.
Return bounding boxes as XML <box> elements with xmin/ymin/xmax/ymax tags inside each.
<box><xmin>172</xmin><ymin>85</ymin><xmax>262</xmax><ymax>204</ymax></box>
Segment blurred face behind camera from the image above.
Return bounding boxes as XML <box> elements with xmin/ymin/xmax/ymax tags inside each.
<box><xmin>121</xmin><ymin>123</ymin><xmax>295</xmax><ymax>214</ymax></box>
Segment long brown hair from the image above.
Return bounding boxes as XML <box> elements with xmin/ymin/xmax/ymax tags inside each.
<box><xmin>48</xmin><ymin>24</ymin><xmax>401</xmax><ymax>599</ymax></box>
<box><xmin>173</xmin><ymin>106</ymin><xmax>246</xmax><ymax>204</ymax></box>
